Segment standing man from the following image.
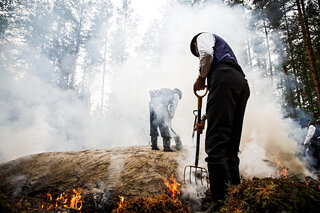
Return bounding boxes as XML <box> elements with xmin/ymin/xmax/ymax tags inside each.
<box><xmin>149</xmin><ymin>88</ymin><xmax>183</xmax><ymax>152</ymax></box>
<box><xmin>190</xmin><ymin>32</ymin><xmax>250</xmax><ymax>212</ymax></box>
<box><xmin>300</xmin><ymin>118</ymin><xmax>320</xmax><ymax>173</ymax></box>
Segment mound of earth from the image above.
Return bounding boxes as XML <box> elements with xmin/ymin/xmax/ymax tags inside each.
<box><xmin>1</xmin><ymin>145</ymin><xmax>319</xmax><ymax>213</ymax></box>
<box><xmin>0</xmin><ymin>145</ymin><xmax>188</xmax><ymax>212</ymax></box>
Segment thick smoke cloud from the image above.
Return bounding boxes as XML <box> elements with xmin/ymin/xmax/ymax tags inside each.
<box><xmin>0</xmin><ymin>52</ymin><xmax>90</xmax><ymax>162</ymax></box>
<box><xmin>0</xmin><ymin>1</ymin><xmax>308</xmax><ymax>178</ymax></box>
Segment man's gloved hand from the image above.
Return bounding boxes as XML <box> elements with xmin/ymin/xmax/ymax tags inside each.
<box><xmin>193</xmin><ymin>75</ymin><xmax>206</xmax><ymax>91</ymax></box>
<box><xmin>194</xmin><ymin>115</ymin><xmax>207</xmax><ymax>134</ymax></box>
<box><xmin>305</xmin><ymin>142</ymin><xmax>311</xmax><ymax>147</ymax></box>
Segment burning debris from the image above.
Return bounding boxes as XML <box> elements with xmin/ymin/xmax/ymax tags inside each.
<box><xmin>215</xmin><ymin>156</ymin><xmax>320</xmax><ymax>212</ymax></box>
<box><xmin>112</xmin><ymin>194</ymin><xmax>188</xmax><ymax>213</ymax></box>
<box><xmin>163</xmin><ymin>174</ymin><xmax>181</xmax><ymax>200</ymax></box>
<box><xmin>112</xmin><ymin>174</ymin><xmax>188</xmax><ymax>212</ymax></box>
<box><xmin>114</xmin><ymin>196</ymin><xmax>124</xmax><ymax>211</ymax></box>
<box><xmin>40</xmin><ymin>188</ymin><xmax>83</xmax><ymax>211</ymax></box>
<box><xmin>6</xmin><ymin>187</ymin><xmax>84</xmax><ymax>212</ymax></box>
<box><xmin>0</xmin><ymin>146</ymin><xmax>319</xmax><ymax>212</ymax></box>
<box><xmin>221</xmin><ymin>177</ymin><xmax>320</xmax><ymax>213</ymax></box>
<box><xmin>275</xmin><ymin>155</ymin><xmax>288</xmax><ymax>178</ymax></box>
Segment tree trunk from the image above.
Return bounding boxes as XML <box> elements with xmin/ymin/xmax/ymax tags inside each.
<box><xmin>306</xmin><ymin>82</ymin><xmax>315</xmax><ymax>109</ymax></box>
<box><xmin>241</xmin><ymin>2</ymin><xmax>252</xmax><ymax>67</ymax></box>
<box><xmin>263</xmin><ymin>20</ymin><xmax>273</xmax><ymax>79</ymax></box>
<box><xmin>296</xmin><ymin>0</ymin><xmax>320</xmax><ymax>110</ymax></box>
<box><xmin>246</xmin><ymin>36</ymin><xmax>252</xmax><ymax>67</ymax></box>
<box><xmin>70</xmin><ymin>5</ymin><xmax>84</xmax><ymax>88</ymax></box>
<box><xmin>282</xmin><ymin>65</ymin><xmax>297</xmax><ymax>119</ymax></box>
<box><xmin>284</xmin><ymin>5</ymin><xmax>302</xmax><ymax>108</ymax></box>
<box><xmin>81</xmin><ymin>67</ymin><xmax>86</xmax><ymax>97</ymax></box>
<box><xmin>56</xmin><ymin>16</ymin><xmax>66</xmax><ymax>89</ymax></box>
<box><xmin>101</xmin><ymin>39</ymin><xmax>107</xmax><ymax>115</ymax></box>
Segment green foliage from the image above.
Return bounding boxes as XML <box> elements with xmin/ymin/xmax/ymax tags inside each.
<box><xmin>222</xmin><ymin>0</ymin><xmax>320</xmax><ymax>120</ymax></box>
<box><xmin>0</xmin><ymin>0</ymin><xmax>19</xmax><ymax>39</ymax></box>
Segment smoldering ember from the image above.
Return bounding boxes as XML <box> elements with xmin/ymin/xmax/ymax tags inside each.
<box><xmin>1</xmin><ymin>0</ymin><xmax>320</xmax><ymax>212</ymax></box>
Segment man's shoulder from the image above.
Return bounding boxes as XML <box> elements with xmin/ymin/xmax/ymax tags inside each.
<box><xmin>198</xmin><ymin>32</ymin><xmax>215</xmax><ymax>41</ymax></box>
<box><xmin>309</xmin><ymin>124</ymin><xmax>317</xmax><ymax>129</ymax></box>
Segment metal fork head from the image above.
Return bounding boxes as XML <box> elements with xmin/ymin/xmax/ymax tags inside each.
<box><xmin>183</xmin><ymin>165</ymin><xmax>209</xmax><ymax>186</ymax></box>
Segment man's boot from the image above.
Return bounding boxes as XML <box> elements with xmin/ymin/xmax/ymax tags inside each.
<box><xmin>163</xmin><ymin>137</ymin><xmax>174</xmax><ymax>152</ymax></box>
<box><xmin>151</xmin><ymin>136</ymin><xmax>159</xmax><ymax>150</ymax></box>
<box><xmin>174</xmin><ymin>136</ymin><xmax>183</xmax><ymax>151</ymax></box>
<box><xmin>196</xmin><ymin>163</ymin><xmax>225</xmax><ymax>213</ymax></box>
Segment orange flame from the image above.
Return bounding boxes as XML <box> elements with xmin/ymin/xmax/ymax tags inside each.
<box><xmin>275</xmin><ymin>155</ymin><xmax>288</xmax><ymax>178</ymax></box>
<box><xmin>67</xmin><ymin>188</ymin><xmax>83</xmax><ymax>210</ymax></box>
<box><xmin>57</xmin><ymin>191</ymin><xmax>68</xmax><ymax>205</ymax></box>
<box><xmin>115</xmin><ymin>196</ymin><xmax>125</xmax><ymax>211</ymax></box>
<box><xmin>318</xmin><ymin>185</ymin><xmax>320</xmax><ymax>190</ymax></box>
<box><xmin>43</xmin><ymin>192</ymin><xmax>54</xmax><ymax>210</ymax></box>
<box><xmin>163</xmin><ymin>174</ymin><xmax>181</xmax><ymax>200</ymax></box>
<box><xmin>41</xmin><ymin>188</ymin><xmax>83</xmax><ymax>211</ymax></box>
<box><xmin>304</xmin><ymin>177</ymin><xmax>310</xmax><ymax>186</ymax></box>
<box><xmin>18</xmin><ymin>198</ymin><xmax>23</xmax><ymax>207</ymax></box>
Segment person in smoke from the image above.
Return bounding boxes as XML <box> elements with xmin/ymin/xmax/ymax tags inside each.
<box><xmin>300</xmin><ymin>118</ymin><xmax>320</xmax><ymax>173</ymax></box>
<box><xmin>190</xmin><ymin>32</ymin><xmax>250</xmax><ymax>212</ymax></box>
<box><xmin>149</xmin><ymin>88</ymin><xmax>183</xmax><ymax>152</ymax></box>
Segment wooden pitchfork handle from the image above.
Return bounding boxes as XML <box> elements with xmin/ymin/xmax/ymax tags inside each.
<box><xmin>193</xmin><ymin>86</ymin><xmax>208</xmax><ymax>167</ymax></box>
<box><xmin>194</xmin><ymin>85</ymin><xmax>209</xmax><ymax>109</ymax></box>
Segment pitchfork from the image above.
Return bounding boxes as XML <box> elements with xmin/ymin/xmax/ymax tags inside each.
<box><xmin>184</xmin><ymin>86</ymin><xmax>209</xmax><ymax>186</ymax></box>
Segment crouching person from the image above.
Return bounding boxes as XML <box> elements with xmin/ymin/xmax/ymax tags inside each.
<box><xmin>149</xmin><ymin>88</ymin><xmax>182</xmax><ymax>152</ymax></box>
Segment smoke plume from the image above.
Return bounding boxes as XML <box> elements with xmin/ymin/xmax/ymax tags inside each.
<box><xmin>0</xmin><ymin>0</ymin><xmax>308</xmax><ymax>179</ymax></box>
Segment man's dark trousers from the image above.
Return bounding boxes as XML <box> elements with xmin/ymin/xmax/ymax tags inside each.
<box><xmin>205</xmin><ymin>64</ymin><xmax>250</xmax><ymax>201</ymax></box>
<box><xmin>149</xmin><ymin>104</ymin><xmax>171</xmax><ymax>138</ymax></box>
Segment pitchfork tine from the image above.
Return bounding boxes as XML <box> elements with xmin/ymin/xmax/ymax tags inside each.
<box><xmin>195</xmin><ymin>167</ymin><xmax>197</xmax><ymax>184</ymax></box>
<box><xmin>183</xmin><ymin>165</ymin><xmax>209</xmax><ymax>186</ymax></box>
<box><xmin>189</xmin><ymin>166</ymin><xmax>192</xmax><ymax>184</ymax></box>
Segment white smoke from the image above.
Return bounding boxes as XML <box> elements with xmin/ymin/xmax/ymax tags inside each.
<box><xmin>240</xmin><ymin>70</ymin><xmax>308</xmax><ymax>177</ymax></box>
<box><xmin>0</xmin><ymin>0</ymin><xmax>309</xmax><ymax>179</ymax></box>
